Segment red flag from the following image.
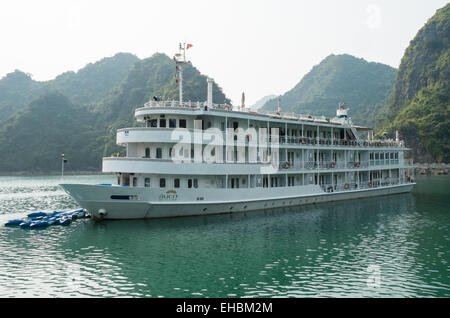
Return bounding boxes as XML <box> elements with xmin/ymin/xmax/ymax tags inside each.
<box><xmin>186</xmin><ymin>44</ymin><xmax>193</xmax><ymax>50</ymax></box>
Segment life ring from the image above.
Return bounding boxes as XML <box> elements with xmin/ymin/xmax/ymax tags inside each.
<box><xmin>330</xmin><ymin>162</ymin><xmax>336</xmax><ymax>168</ymax></box>
<box><xmin>344</xmin><ymin>183</ymin><xmax>350</xmax><ymax>190</ymax></box>
<box><xmin>368</xmin><ymin>181</ymin><xmax>373</xmax><ymax>188</ymax></box>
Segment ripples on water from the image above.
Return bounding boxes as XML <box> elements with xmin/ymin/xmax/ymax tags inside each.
<box><xmin>0</xmin><ymin>175</ymin><xmax>449</xmax><ymax>297</ymax></box>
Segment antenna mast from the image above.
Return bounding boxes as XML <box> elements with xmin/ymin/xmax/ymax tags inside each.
<box><xmin>174</xmin><ymin>43</ymin><xmax>187</xmax><ymax>104</ymax></box>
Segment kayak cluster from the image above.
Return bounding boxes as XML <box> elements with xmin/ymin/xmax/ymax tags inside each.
<box><xmin>4</xmin><ymin>208</ymin><xmax>89</xmax><ymax>229</ymax></box>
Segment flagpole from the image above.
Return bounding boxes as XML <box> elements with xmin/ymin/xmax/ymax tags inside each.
<box><xmin>61</xmin><ymin>153</ymin><xmax>65</xmax><ymax>179</ymax></box>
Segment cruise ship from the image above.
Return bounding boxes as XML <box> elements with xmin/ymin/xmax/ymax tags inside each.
<box><xmin>61</xmin><ymin>45</ymin><xmax>415</xmax><ymax>220</ymax></box>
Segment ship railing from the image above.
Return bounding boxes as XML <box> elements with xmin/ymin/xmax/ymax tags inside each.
<box><xmin>303</xmin><ymin>161</ymin><xmax>370</xmax><ymax>170</ymax></box>
<box><xmin>143</xmin><ymin>100</ymin><xmax>233</xmax><ymax>111</ymax></box>
<box><xmin>346</xmin><ymin>161</ymin><xmax>370</xmax><ymax>169</ymax></box>
<box><xmin>280</xmin><ymin>137</ymin><xmax>403</xmax><ymax>148</ymax></box>
<box><xmin>320</xmin><ymin>178</ymin><xmax>406</xmax><ymax>192</ymax></box>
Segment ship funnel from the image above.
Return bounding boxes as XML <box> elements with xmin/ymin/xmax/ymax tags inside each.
<box><xmin>207</xmin><ymin>77</ymin><xmax>213</xmax><ymax>107</ymax></box>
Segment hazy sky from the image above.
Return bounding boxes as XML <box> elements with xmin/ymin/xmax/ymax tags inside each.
<box><xmin>0</xmin><ymin>0</ymin><xmax>447</xmax><ymax>106</ymax></box>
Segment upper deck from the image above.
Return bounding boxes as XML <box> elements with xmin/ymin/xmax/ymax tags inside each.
<box><xmin>136</xmin><ymin>100</ymin><xmax>354</xmax><ymax>129</ymax></box>
<box><xmin>133</xmin><ymin>100</ymin><xmax>405</xmax><ymax>149</ymax></box>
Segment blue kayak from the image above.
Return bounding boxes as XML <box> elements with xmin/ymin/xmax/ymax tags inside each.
<box><xmin>30</xmin><ymin>221</ymin><xmax>49</xmax><ymax>228</ymax></box>
<box><xmin>50</xmin><ymin>211</ymin><xmax>65</xmax><ymax>216</ymax></box>
<box><xmin>59</xmin><ymin>218</ymin><xmax>72</xmax><ymax>226</ymax></box>
<box><xmin>27</xmin><ymin>212</ymin><xmax>48</xmax><ymax>218</ymax></box>
<box><xmin>19</xmin><ymin>222</ymin><xmax>32</xmax><ymax>228</ymax></box>
<box><xmin>4</xmin><ymin>219</ymin><xmax>24</xmax><ymax>226</ymax></box>
<box><xmin>47</xmin><ymin>218</ymin><xmax>59</xmax><ymax>225</ymax></box>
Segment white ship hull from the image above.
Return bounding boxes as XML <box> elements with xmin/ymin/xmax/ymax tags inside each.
<box><xmin>60</xmin><ymin>183</ymin><xmax>415</xmax><ymax>220</ymax></box>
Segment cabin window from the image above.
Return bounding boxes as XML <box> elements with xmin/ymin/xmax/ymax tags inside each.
<box><xmin>179</xmin><ymin>119</ymin><xmax>187</xmax><ymax>128</ymax></box>
<box><xmin>133</xmin><ymin>177</ymin><xmax>137</xmax><ymax>187</ymax></box>
<box><xmin>159</xmin><ymin>119</ymin><xmax>166</xmax><ymax>128</ymax></box>
<box><xmin>221</xmin><ymin>122</ymin><xmax>225</xmax><ymax>131</ymax></box>
<box><xmin>169</xmin><ymin>148</ymin><xmax>173</xmax><ymax>158</ymax></box>
<box><xmin>193</xmin><ymin>179</ymin><xmax>198</xmax><ymax>188</ymax></box>
<box><xmin>207</xmin><ymin>121</ymin><xmax>212</xmax><ymax>128</ymax></box>
<box><xmin>123</xmin><ymin>174</ymin><xmax>130</xmax><ymax>186</ymax></box>
<box><xmin>188</xmin><ymin>179</ymin><xmax>193</xmax><ymax>188</ymax></box>
<box><xmin>380</xmin><ymin>153</ymin><xmax>384</xmax><ymax>160</ymax></box>
<box><xmin>263</xmin><ymin>176</ymin><xmax>268</xmax><ymax>188</ymax></box>
<box><xmin>169</xmin><ymin>119</ymin><xmax>176</xmax><ymax>128</ymax></box>
<box><xmin>156</xmin><ymin>148</ymin><xmax>162</xmax><ymax>159</ymax></box>
<box><xmin>145</xmin><ymin>147</ymin><xmax>150</xmax><ymax>158</ymax></box>
<box><xmin>375</xmin><ymin>153</ymin><xmax>379</xmax><ymax>160</ymax></box>
<box><xmin>160</xmin><ymin>178</ymin><xmax>166</xmax><ymax>188</ymax></box>
<box><xmin>145</xmin><ymin>178</ymin><xmax>150</xmax><ymax>187</ymax></box>
<box><xmin>370</xmin><ymin>153</ymin><xmax>374</xmax><ymax>160</ymax></box>
<box><xmin>174</xmin><ymin>178</ymin><xmax>180</xmax><ymax>188</ymax></box>
<box><xmin>395</xmin><ymin>152</ymin><xmax>398</xmax><ymax>159</ymax></box>
<box><xmin>270</xmin><ymin>177</ymin><xmax>278</xmax><ymax>187</ymax></box>
<box><xmin>390</xmin><ymin>153</ymin><xmax>394</xmax><ymax>159</ymax></box>
<box><xmin>149</xmin><ymin>119</ymin><xmax>157</xmax><ymax>127</ymax></box>
<box><xmin>288</xmin><ymin>176</ymin><xmax>295</xmax><ymax>186</ymax></box>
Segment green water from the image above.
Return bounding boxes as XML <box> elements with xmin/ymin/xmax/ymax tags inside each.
<box><xmin>0</xmin><ymin>175</ymin><xmax>448</xmax><ymax>297</ymax></box>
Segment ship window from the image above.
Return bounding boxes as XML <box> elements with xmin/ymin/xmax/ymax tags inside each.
<box><xmin>288</xmin><ymin>176</ymin><xmax>295</xmax><ymax>186</ymax></box>
<box><xmin>156</xmin><ymin>148</ymin><xmax>162</xmax><ymax>159</ymax></box>
<box><xmin>188</xmin><ymin>179</ymin><xmax>192</xmax><ymax>188</ymax></box>
<box><xmin>174</xmin><ymin>178</ymin><xmax>180</xmax><ymax>188</ymax></box>
<box><xmin>194</xmin><ymin>179</ymin><xmax>198</xmax><ymax>188</ymax></box>
<box><xmin>149</xmin><ymin>119</ymin><xmax>157</xmax><ymax>127</ymax></box>
<box><xmin>395</xmin><ymin>152</ymin><xmax>398</xmax><ymax>159</ymax></box>
<box><xmin>390</xmin><ymin>153</ymin><xmax>394</xmax><ymax>159</ymax></box>
<box><xmin>145</xmin><ymin>178</ymin><xmax>150</xmax><ymax>187</ymax></box>
<box><xmin>111</xmin><ymin>195</ymin><xmax>131</xmax><ymax>200</ymax></box>
<box><xmin>207</xmin><ymin>121</ymin><xmax>212</xmax><ymax>128</ymax></box>
<box><xmin>375</xmin><ymin>153</ymin><xmax>379</xmax><ymax>160</ymax></box>
<box><xmin>145</xmin><ymin>147</ymin><xmax>150</xmax><ymax>158</ymax></box>
<box><xmin>370</xmin><ymin>153</ymin><xmax>374</xmax><ymax>160</ymax></box>
<box><xmin>221</xmin><ymin>122</ymin><xmax>225</xmax><ymax>131</ymax></box>
<box><xmin>169</xmin><ymin>148</ymin><xmax>173</xmax><ymax>158</ymax></box>
<box><xmin>380</xmin><ymin>153</ymin><xmax>384</xmax><ymax>160</ymax></box>
<box><xmin>160</xmin><ymin>119</ymin><xmax>166</xmax><ymax>128</ymax></box>
<box><xmin>179</xmin><ymin>119</ymin><xmax>186</xmax><ymax>128</ymax></box>
<box><xmin>133</xmin><ymin>177</ymin><xmax>137</xmax><ymax>187</ymax></box>
<box><xmin>230</xmin><ymin>178</ymin><xmax>239</xmax><ymax>189</ymax></box>
<box><xmin>160</xmin><ymin>178</ymin><xmax>166</xmax><ymax>188</ymax></box>
<box><xmin>169</xmin><ymin>119</ymin><xmax>176</xmax><ymax>128</ymax></box>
